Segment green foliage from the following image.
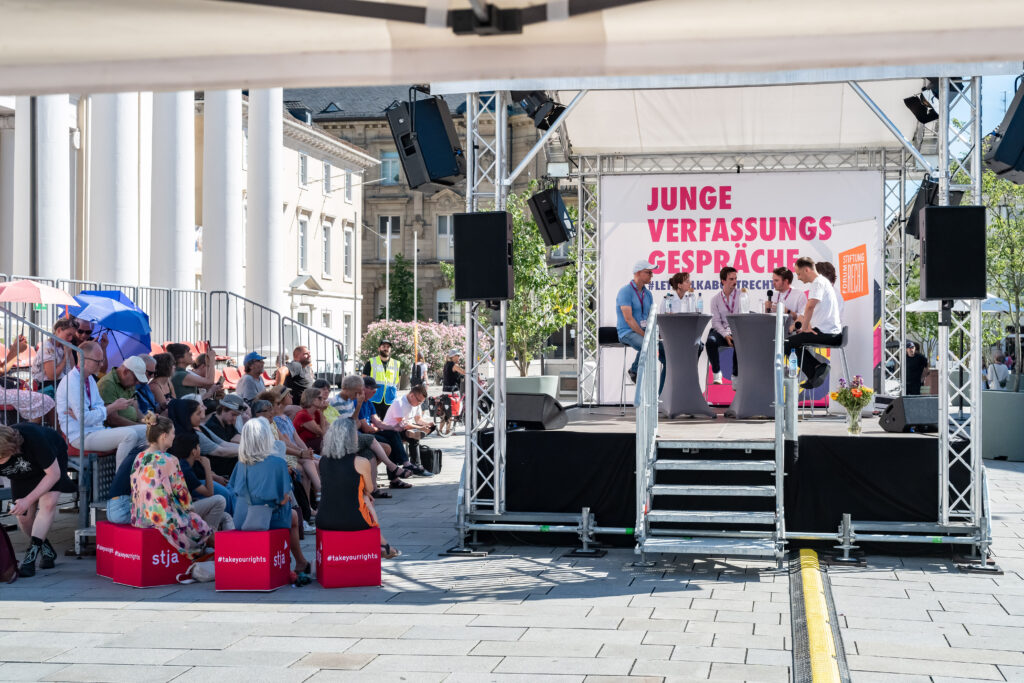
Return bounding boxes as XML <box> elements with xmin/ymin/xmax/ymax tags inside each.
<box><xmin>360</xmin><ymin>320</ymin><xmax>483</xmax><ymax>380</ymax></box>
<box><xmin>381</xmin><ymin>253</ymin><xmax>423</xmax><ymax>322</ymax></box>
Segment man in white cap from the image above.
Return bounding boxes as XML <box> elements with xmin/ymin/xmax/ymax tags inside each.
<box><xmin>616</xmin><ymin>260</ymin><xmax>665</xmax><ymax>391</ymax></box>
<box><xmin>97</xmin><ymin>355</ymin><xmax>150</xmax><ymax>426</ymax></box>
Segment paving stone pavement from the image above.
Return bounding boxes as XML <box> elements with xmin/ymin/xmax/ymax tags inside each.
<box><xmin>2</xmin><ymin>428</ymin><xmax>1022</xmax><ymax>682</ymax></box>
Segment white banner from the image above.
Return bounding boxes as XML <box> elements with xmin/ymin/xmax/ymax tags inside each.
<box><xmin>598</xmin><ymin>171</ymin><xmax>883</xmax><ymax>405</ymax></box>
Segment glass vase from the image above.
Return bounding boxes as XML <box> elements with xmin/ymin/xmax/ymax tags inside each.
<box><xmin>846</xmin><ymin>408</ymin><xmax>862</xmax><ymax>435</ymax></box>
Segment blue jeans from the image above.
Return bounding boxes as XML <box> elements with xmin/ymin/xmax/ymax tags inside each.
<box><xmin>618</xmin><ymin>330</ymin><xmax>666</xmax><ymax>395</ymax></box>
<box><xmin>106</xmin><ymin>495</ymin><xmax>131</xmax><ymax>525</ymax></box>
<box><xmin>198</xmin><ymin>482</ymin><xmax>236</xmax><ymax>515</ymax></box>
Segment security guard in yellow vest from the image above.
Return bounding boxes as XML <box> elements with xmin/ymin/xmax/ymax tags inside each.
<box><xmin>362</xmin><ymin>339</ymin><xmax>401</xmax><ymax>419</ymax></box>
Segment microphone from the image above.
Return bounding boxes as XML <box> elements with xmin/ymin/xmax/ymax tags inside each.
<box><xmin>766</xmin><ymin>291</ymin><xmax>773</xmax><ymax>302</ymax></box>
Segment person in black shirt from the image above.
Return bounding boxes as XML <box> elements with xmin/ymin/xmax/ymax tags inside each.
<box><xmin>442</xmin><ymin>350</ymin><xmax>465</xmax><ymax>393</ymax></box>
<box><xmin>0</xmin><ymin>424</ymin><xmax>76</xmax><ymax>577</ymax></box>
<box><xmin>201</xmin><ymin>394</ymin><xmax>246</xmax><ymax>477</ymax></box>
<box><xmin>168</xmin><ymin>432</ymin><xmax>231</xmax><ymax>530</ymax></box>
<box><xmin>281</xmin><ymin>346</ymin><xmax>315</xmax><ymax>408</ymax></box>
<box><xmin>905</xmin><ymin>341</ymin><xmax>928</xmax><ymax>395</ymax></box>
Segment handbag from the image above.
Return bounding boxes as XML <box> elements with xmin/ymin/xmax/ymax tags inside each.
<box><xmin>240</xmin><ymin>465</ymin><xmax>275</xmax><ymax>531</ymax></box>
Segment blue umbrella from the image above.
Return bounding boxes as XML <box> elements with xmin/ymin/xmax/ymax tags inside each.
<box><xmin>70</xmin><ymin>293</ymin><xmax>152</xmax><ymax>367</ymax></box>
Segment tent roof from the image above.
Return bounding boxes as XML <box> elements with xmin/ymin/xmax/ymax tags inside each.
<box><xmin>0</xmin><ymin>0</ymin><xmax>1022</xmax><ymax>95</ymax></box>
<box><xmin>558</xmin><ymin>80</ymin><xmax>924</xmax><ymax>155</ymax></box>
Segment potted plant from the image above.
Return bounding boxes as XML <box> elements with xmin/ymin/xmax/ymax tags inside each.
<box><xmin>830</xmin><ymin>375</ymin><xmax>874</xmax><ymax>435</ymax></box>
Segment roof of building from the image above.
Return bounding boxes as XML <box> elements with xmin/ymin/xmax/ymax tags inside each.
<box><xmin>283</xmin><ymin>87</ymin><xmax>465</xmax><ymax>122</ymax></box>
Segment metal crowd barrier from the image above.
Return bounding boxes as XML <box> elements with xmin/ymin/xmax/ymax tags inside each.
<box><xmin>283</xmin><ymin>316</ymin><xmax>345</xmax><ymax>385</ymax></box>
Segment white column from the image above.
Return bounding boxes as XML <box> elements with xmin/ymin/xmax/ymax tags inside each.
<box><xmin>89</xmin><ymin>92</ymin><xmax>139</xmax><ymax>284</ymax></box>
<box><xmin>245</xmin><ymin>88</ymin><xmax>286</xmax><ymax>313</ymax></box>
<box><xmin>201</xmin><ymin>89</ymin><xmax>244</xmax><ymax>296</ymax></box>
<box><xmin>10</xmin><ymin>97</ymin><xmax>31</xmax><ymax>276</ymax></box>
<box><xmin>150</xmin><ymin>91</ymin><xmax>195</xmax><ymax>291</ymax></box>
<box><xmin>35</xmin><ymin>95</ymin><xmax>72</xmax><ymax>281</ymax></box>
<box><xmin>0</xmin><ymin>116</ymin><xmax>15</xmax><ymax>275</ymax></box>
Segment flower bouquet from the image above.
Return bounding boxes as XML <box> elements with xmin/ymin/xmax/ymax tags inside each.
<box><xmin>829</xmin><ymin>375</ymin><xmax>873</xmax><ymax>435</ymax></box>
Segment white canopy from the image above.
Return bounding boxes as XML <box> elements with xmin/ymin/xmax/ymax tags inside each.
<box><xmin>0</xmin><ymin>0</ymin><xmax>1022</xmax><ymax>95</ymax></box>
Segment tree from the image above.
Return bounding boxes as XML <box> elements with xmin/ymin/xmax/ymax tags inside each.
<box><xmin>978</xmin><ymin>169</ymin><xmax>1024</xmax><ymax>377</ymax></box>
<box><xmin>381</xmin><ymin>253</ymin><xmax>423</xmax><ymax>322</ymax></box>
<box><xmin>440</xmin><ymin>182</ymin><xmax>579</xmax><ymax>376</ymax></box>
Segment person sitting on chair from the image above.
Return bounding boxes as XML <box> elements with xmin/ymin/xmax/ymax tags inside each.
<box><xmin>615</xmin><ymin>260</ymin><xmax>665</xmax><ymax>390</ymax></box>
<box><xmin>785</xmin><ymin>256</ymin><xmax>843</xmax><ymax>389</ymax></box>
<box><xmin>705</xmin><ymin>266</ymin><xmax>741</xmax><ymax>388</ymax></box>
<box><xmin>30</xmin><ymin>319</ymin><xmax>76</xmax><ymax>396</ymax></box>
<box><xmin>383</xmin><ymin>385</ymin><xmax>436</xmax><ymax>444</ymax></box>
<box><xmin>660</xmin><ymin>271</ymin><xmax>693</xmax><ymax>313</ymax></box>
<box><xmin>765</xmin><ymin>266</ymin><xmax>805</xmax><ymax>334</ymax></box>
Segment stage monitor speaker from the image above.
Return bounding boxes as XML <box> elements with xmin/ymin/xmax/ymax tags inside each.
<box><xmin>880</xmin><ymin>396</ymin><xmax>939</xmax><ymax>433</ymax></box>
<box><xmin>984</xmin><ymin>84</ymin><xmax>1024</xmax><ymax>185</ymax></box>
<box><xmin>906</xmin><ymin>178</ymin><xmax>965</xmax><ymax>238</ymax></box>
<box><xmin>453</xmin><ymin>211</ymin><xmax>514</xmax><ymax>301</ymax></box>
<box><xmin>384</xmin><ymin>98</ymin><xmax>465</xmax><ymax>192</ymax></box>
<box><xmin>919</xmin><ymin>205</ymin><xmax>987</xmax><ymax>301</ymax></box>
<box><xmin>527</xmin><ymin>188</ymin><xmax>576</xmax><ymax>247</ymax></box>
<box><xmin>506</xmin><ymin>392</ymin><xmax>568</xmax><ymax>430</ymax></box>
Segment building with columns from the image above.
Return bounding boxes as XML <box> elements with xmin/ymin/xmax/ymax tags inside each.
<box><xmin>0</xmin><ymin>90</ymin><xmax>375</xmax><ymax>367</ymax></box>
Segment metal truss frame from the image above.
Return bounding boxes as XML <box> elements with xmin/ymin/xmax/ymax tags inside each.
<box><xmin>576</xmin><ymin>173</ymin><xmax>600</xmax><ymax>406</ymax></box>
<box><xmin>457</xmin><ymin>91</ymin><xmax>509</xmax><ymax>543</ymax></box>
<box><xmin>576</xmin><ymin>149</ymin><xmax>906</xmax><ymax>176</ymax></box>
<box><xmin>882</xmin><ymin>149</ymin><xmax>909</xmax><ymax>395</ymax></box>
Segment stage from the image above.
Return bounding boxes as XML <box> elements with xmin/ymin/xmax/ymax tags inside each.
<box><xmin>498</xmin><ymin>406</ymin><xmax>953</xmax><ymax>546</ymax></box>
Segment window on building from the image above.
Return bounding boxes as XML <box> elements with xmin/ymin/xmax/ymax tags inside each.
<box><xmin>381</xmin><ymin>151</ymin><xmax>401</xmax><ymax>185</ymax></box>
<box><xmin>297</xmin><ymin>310</ymin><xmax>309</xmax><ymax>325</ymax></box>
<box><xmin>377</xmin><ymin>215</ymin><xmax>400</xmax><ymax>260</ymax></box>
<box><xmin>550</xmin><ymin>240</ymin><xmax>572</xmax><ymax>260</ymax></box>
<box><xmin>345</xmin><ymin>171</ymin><xmax>353</xmax><ymax>202</ymax></box>
<box><xmin>299</xmin><ymin>154</ymin><xmax>309</xmax><ymax>187</ymax></box>
<box><xmin>436</xmin><ymin>288</ymin><xmax>461</xmax><ymax>325</ymax></box>
<box><xmin>298</xmin><ymin>216</ymin><xmax>309</xmax><ymax>272</ymax></box>
<box><xmin>322</xmin><ymin>220</ymin><xmax>332</xmax><ymax>277</ymax></box>
<box><xmin>323</xmin><ymin>161</ymin><xmax>332</xmax><ymax>194</ymax></box>
<box><xmin>376</xmin><ymin>289</ymin><xmax>388</xmax><ymax>319</ymax></box>
<box><xmin>436</xmin><ymin>214</ymin><xmax>454</xmax><ymax>260</ymax></box>
<box><xmin>322</xmin><ymin>310</ymin><xmax>332</xmax><ymax>329</ymax></box>
<box><xmin>343</xmin><ymin>226</ymin><xmax>354</xmax><ymax>280</ymax></box>
<box><xmin>343</xmin><ymin>313</ymin><xmax>353</xmax><ymax>367</ymax></box>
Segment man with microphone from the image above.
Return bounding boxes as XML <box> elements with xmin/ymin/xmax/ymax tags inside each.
<box><xmin>764</xmin><ymin>266</ymin><xmax>805</xmax><ymax>334</ymax></box>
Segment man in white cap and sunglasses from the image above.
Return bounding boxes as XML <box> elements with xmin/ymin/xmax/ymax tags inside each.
<box><xmin>616</xmin><ymin>260</ymin><xmax>665</xmax><ymax>393</ymax></box>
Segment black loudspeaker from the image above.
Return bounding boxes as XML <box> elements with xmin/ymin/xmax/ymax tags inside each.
<box><xmin>384</xmin><ymin>97</ymin><xmax>465</xmax><ymax>192</ymax></box>
<box><xmin>906</xmin><ymin>178</ymin><xmax>965</xmax><ymax>238</ymax></box>
<box><xmin>527</xmin><ymin>188</ymin><xmax>576</xmax><ymax>247</ymax></box>
<box><xmin>920</xmin><ymin>206</ymin><xmax>987</xmax><ymax>301</ymax></box>
<box><xmin>453</xmin><ymin>211</ymin><xmax>514</xmax><ymax>301</ymax></box>
<box><xmin>984</xmin><ymin>85</ymin><xmax>1024</xmax><ymax>184</ymax></box>
<box><xmin>880</xmin><ymin>396</ymin><xmax>939</xmax><ymax>433</ymax></box>
<box><xmin>506</xmin><ymin>393</ymin><xmax>568</xmax><ymax>430</ymax></box>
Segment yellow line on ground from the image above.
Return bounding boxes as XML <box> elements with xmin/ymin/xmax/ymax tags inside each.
<box><xmin>799</xmin><ymin>548</ymin><xmax>842</xmax><ymax>683</ymax></box>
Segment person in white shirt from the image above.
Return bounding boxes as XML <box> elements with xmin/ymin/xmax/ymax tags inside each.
<box><xmin>383</xmin><ymin>385</ymin><xmax>436</xmax><ymax>440</ymax></box>
<box><xmin>659</xmin><ymin>271</ymin><xmax>693</xmax><ymax>314</ymax></box>
<box><xmin>55</xmin><ymin>341</ymin><xmax>148</xmax><ymax>467</ymax></box>
<box><xmin>815</xmin><ymin>261</ymin><xmax>845</xmax><ymax>324</ymax></box>
<box><xmin>784</xmin><ymin>257</ymin><xmax>843</xmax><ymax>390</ymax></box>
<box><xmin>764</xmin><ymin>266</ymin><xmax>805</xmax><ymax>333</ymax></box>
<box><xmin>988</xmin><ymin>354</ymin><xmax>1010</xmax><ymax>391</ymax></box>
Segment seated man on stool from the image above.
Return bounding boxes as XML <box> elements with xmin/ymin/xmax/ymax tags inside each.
<box><xmin>785</xmin><ymin>256</ymin><xmax>843</xmax><ymax>389</ymax></box>
<box><xmin>616</xmin><ymin>260</ymin><xmax>665</xmax><ymax>391</ymax></box>
<box><xmin>765</xmin><ymin>266</ymin><xmax>805</xmax><ymax>334</ymax></box>
<box><xmin>705</xmin><ymin>266</ymin><xmax>741</xmax><ymax>389</ymax></box>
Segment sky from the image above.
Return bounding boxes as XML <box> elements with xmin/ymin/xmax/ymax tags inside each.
<box><xmin>982</xmin><ymin>74</ymin><xmax>1020</xmax><ymax>134</ymax></box>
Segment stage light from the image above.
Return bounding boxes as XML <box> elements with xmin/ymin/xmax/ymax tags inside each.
<box><xmin>904</xmin><ymin>92</ymin><xmax>939</xmax><ymax>124</ymax></box>
<box><xmin>511</xmin><ymin>90</ymin><xmax>566</xmax><ymax>130</ymax></box>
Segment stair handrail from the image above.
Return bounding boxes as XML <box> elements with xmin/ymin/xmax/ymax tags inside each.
<box><xmin>773</xmin><ymin>303</ymin><xmax>786</xmax><ymax>554</ymax></box>
<box><xmin>281</xmin><ymin>315</ymin><xmax>346</xmax><ymax>381</ymax></box>
<box><xmin>635</xmin><ymin>308</ymin><xmax>659</xmax><ymax>547</ymax></box>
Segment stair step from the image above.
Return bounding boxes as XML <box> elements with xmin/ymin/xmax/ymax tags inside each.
<box><xmin>640</xmin><ymin>536</ymin><xmax>780</xmax><ymax>558</ymax></box>
<box><xmin>654</xmin><ymin>459</ymin><xmax>776</xmax><ymax>472</ymax></box>
<box><xmin>648</xmin><ymin>510</ymin><xmax>776</xmax><ymax>525</ymax></box>
<box><xmin>652</xmin><ymin>484</ymin><xmax>776</xmax><ymax>497</ymax></box>
<box><xmin>658</xmin><ymin>440</ymin><xmax>776</xmax><ymax>451</ymax></box>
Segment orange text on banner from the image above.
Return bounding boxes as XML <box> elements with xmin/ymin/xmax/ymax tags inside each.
<box><xmin>839</xmin><ymin>244</ymin><xmax>869</xmax><ymax>301</ymax></box>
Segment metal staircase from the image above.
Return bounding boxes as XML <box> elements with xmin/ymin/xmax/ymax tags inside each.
<box><xmin>633</xmin><ymin>308</ymin><xmax>788</xmax><ymax>567</ymax></box>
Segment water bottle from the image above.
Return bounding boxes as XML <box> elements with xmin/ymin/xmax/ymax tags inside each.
<box><xmin>684</xmin><ymin>292</ymin><xmax>694</xmax><ymax>313</ymax></box>
<box><xmin>663</xmin><ymin>292</ymin><xmax>672</xmax><ymax>313</ymax></box>
<box><xmin>740</xmin><ymin>287</ymin><xmax>750</xmax><ymax>314</ymax></box>
<box><xmin>788</xmin><ymin>350</ymin><xmax>798</xmax><ymax>378</ymax></box>
<box><xmin>696</xmin><ymin>293</ymin><xmax>704</xmax><ymax>313</ymax></box>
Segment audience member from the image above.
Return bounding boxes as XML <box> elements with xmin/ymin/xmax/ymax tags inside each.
<box><xmin>149</xmin><ymin>352</ymin><xmax>176</xmax><ymax>410</ymax></box>
<box><xmin>383</xmin><ymin>384</ymin><xmax>437</xmax><ymax>442</ymax></box>
<box><xmin>235</xmin><ymin>352</ymin><xmax>267</xmax><ymax>401</ymax></box>
<box><xmin>166</xmin><ymin>397</ymin><xmax>239</xmax><ymax>476</ymax></box>
<box><xmin>316</xmin><ymin>379</ymin><xmax>340</xmax><ymax>423</ymax></box>
<box><xmin>257</xmin><ymin>387</ymin><xmax>321</xmax><ymax>516</ymax></box>
<box><xmin>411</xmin><ymin>352</ymin><xmax>428</xmax><ymax>388</ymax></box>
<box><xmin>442</xmin><ymin>351</ymin><xmax>465</xmax><ymax>393</ymax></box>
<box><xmin>70</xmin><ymin>318</ymin><xmax>109</xmax><ymax>373</ymax></box>
<box><xmin>0</xmin><ymin>424</ymin><xmax>77</xmax><ymax>577</ymax></box>
<box><xmin>130</xmin><ymin>414</ymin><xmax>213</xmax><ymax>559</ymax></box>
<box><xmin>363</xmin><ymin>339</ymin><xmax>401</xmax><ymax>419</ymax></box>
<box><xmin>336</xmin><ymin>375</ymin><xmax>417</xmax><ymax>489</ymax></box>
<box><xmin>96</xmin><ymin>355</ymin><xmax>148</xmax><ymax>426</ymax></box>
<box><xmin>279</xmin><ymin>346</ymin><xmax>315</xmax><ymax>408</ymax></box>
<box><xmin>293</xmin><ymin>388</ymin><xmax>328</xmax><ymax>452</ymax></box>
<box><xmin>55</xmin><ymin>341</ymin><xmax>148</xmax><ymax>467</ymax></box>
<box><xmin>2</xmin><ymin>334</ymin><xmax>28</xmax><ymax>387</ymax></box>
<box><xmin>166</xmin><ymin>431</ymin><xmax>232</xmax><ymax>530</ymax></box>
<box><xmin>988</xmin><ymin>353</ymin><xmax>1010</xmax><ymax>391</ymax></box>
<box><xmin>203</xmin><ymin>394</ymin><xmax>245</xmax><ymax>445</ymax></box>
<box><xmin>229</xmin><ymin>417</ymin><xmax>310</xmax><ymax>577</ymax></box>
<box><xmin>31</xmin><ymin>319</ymin><xmax>76</xmax><ymax>395</ymax></box>
<box><xmin>166</xmin><ymin>342</ymin><xmax>216</xmax><ymax>398</ymax></box>
<box><xmin>356</xmin><ymin>376</ymin><xmax>423</xmax><ymax>475</ymax></box>
<box><xmin>171</xmin><ymin>427</ymin><xmax>236</xmax><ymax>515</ymax></box>
<box><xmin>317</xmin><ymin>417</ymin><xmax>400</xmax><ymax>559</ymax></box>
<box><xmin>134</xmin><ymin>355</ymin><xmax>160</xmax><ymax>416</ymax></box>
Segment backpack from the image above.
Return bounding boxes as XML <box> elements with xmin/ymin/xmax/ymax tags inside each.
<box><xmin>0</xmin><ymin>525</ymin><xmax>18</xmax><ymax>584</ymax></box>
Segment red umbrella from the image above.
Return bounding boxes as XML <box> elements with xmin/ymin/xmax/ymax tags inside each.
<box><xmin>0</xmin><ymin>279</ymin><xmax>79</xmax><ymax>306</ymax></box>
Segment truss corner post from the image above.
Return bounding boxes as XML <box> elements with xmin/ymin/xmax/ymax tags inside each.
<box><xmin>575</xmin><ymin>166</ymin><xmax>600</xmax><ymax>407</ymax></box>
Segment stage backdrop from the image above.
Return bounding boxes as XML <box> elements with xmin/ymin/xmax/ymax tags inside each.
<box><xmin>598</xmin><ymin>171</ymin><xmax>883</xmax><ymax>405</ymax></box>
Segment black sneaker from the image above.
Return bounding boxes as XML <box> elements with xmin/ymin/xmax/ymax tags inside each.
<box><xmin>18</xmin><ymin>544</ymin><xmax>39</xmax><ymax>578</ymax></box>
<box><xmin>40</xmin><ymin>540</ymin><xmax>57</xmax><ymax>569</ymax></box>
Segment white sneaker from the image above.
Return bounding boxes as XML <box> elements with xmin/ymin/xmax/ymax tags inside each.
<box><xmin>302</xmin><ymin>520</ymin><xmax>316</xmax><ymax>534</ymax></box>
<box><xmin>730</xmin><ymin>375</ymin><xmax>740</xmax><ymax>391</ymax></box>
<box><xmin>712</xmin><ymin>372</ymin><xmax>723</xmax><ymax>385</ymax></box>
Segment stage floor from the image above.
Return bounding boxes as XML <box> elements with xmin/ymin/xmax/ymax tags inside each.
<box><xmin>564</xmin><ymin>405</ymin><xmax>933</xmax><ymax>441</ymax></box>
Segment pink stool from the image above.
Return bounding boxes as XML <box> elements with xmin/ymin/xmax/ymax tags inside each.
<box><xmin>214</xmin><ymin>529</ymin><xmax>291</xmax><ymax>591</ymax></box>
<box><xmin>316</xmin><ymin>528</ymin><xmax>382</xmax><ymax>588</ymax></box>
<box><xmin>95</xmin><ymin>521</ymin><xmax>189</xmax><ymax>588</ymax></box>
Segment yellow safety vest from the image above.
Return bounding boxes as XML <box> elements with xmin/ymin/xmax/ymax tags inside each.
<box><xmin>370</xmin><ymin>356</ymin><xmax>400</xmax><ymax>405</ymax></box>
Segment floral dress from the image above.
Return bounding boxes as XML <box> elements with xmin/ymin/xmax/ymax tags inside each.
<box><xmin>130</xmin><ymin>450</ymin><xmax>211</xmax><ymax>559</ymax></box>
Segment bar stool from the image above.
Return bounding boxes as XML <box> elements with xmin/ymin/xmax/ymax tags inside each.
<box><xmin>799</xmin><ymin>326</ymin><xmax>850</xmax><ymax>418</ymax></box>
<box><xmin>597</xmin><ymin>326</ymin><xmax>630</xmax><ymax>415</ymax></box>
